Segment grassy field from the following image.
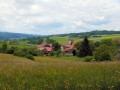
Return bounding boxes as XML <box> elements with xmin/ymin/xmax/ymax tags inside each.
<box><xmin>50</xmin><ymin>34</ymin><xmax>120</xmax><ymax>43</ymax></box>
<box><xmin>0</xmin><ymin>53</ymin><xmax>120</xmax><ymax>90</ymax></box>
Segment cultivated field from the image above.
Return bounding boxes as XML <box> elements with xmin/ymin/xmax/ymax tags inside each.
<box><xmin>0</xmin><ymin>53</ymin><xmax>120</xmax><ymax>90</ymax></box>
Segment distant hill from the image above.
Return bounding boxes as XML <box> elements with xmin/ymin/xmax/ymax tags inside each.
<box><xmin>0</xmin><ymin>32</ymin><xmax>38</xmax><ymax>40</ymax></box>
<box><xmin>52</xmin><ymin>30</ymin><xmax>120</xmax><ymax>38</ymax></box>
<box><xmin>0</xmin><ymin>30</ymin><xmax>120</xmax><ymax>40</ymax></box>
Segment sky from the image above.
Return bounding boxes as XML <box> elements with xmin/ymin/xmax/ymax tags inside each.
<box><xmin>0</xmin><ymin>0</ymin><xmax>120</xmax><ymax>35</ymax></box>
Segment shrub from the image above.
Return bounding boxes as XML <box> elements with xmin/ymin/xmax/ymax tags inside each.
<box><xmin>26</xmin><ymin>54</ymin><xmax>34</xmax><ymax>60</ymax></box>
<box><xmin>93</xmin><ymin>40</ymin><xmax>101</xmax><ymax>47</ymax></box>
<box><xmin>27</xmin><ymin>48</ymin><xmax>38</xmax><ymax>56</ymax></box>
<box><xmin>54</xmin><ymin>50</ymin><xmax>61</xmax><ymax>57</ymax></box>
<box><xmin>2</xmin><ymin>43</ymin><xmax>7</xmax><ymax>51</ymax></box>
<box><xmin>7</xmin><ymin>47</ymin><xmax>18</xmax><ymax>54</ymax></box>
<box><xmin>115</xmin><ymin>54</ymin><xmax>120</xmax><ymax>61</ymax></box>
<box><xmin>83</xmin><ymin>56</ymin><xmax>94</xmax><ymax>62</ymax></box>
<box><xmin>13</xmin><ymin>48</ymin><xmax>35</xmax><ymax>60</ymax></box>
<box><xmin>0</xmin><ymin>43</ymin><xmax>8</xmax><ymax>53</ymax></box>
<box><xmin>13</xmin><ymin>49</ymin><xmax>26</xmax><ymax>57</ymax></box>
<box><xmin>50</xmin><ymin>51</ymin><xmax>55</xmax><ymax>56</ymax></box>
<box><xmin>36</xmin><ymin>51</ymin><xmax>44</xmax><ymax>56</ymax></box>
<box><xmin>93</xmin><ymin>44</ymin><xmax>112</xmax><ymax>61</ymax></box>
<box><xmin>24</xmin><ymin>48</ymin><xmax>44</xmax><ymax>56</ymax></box>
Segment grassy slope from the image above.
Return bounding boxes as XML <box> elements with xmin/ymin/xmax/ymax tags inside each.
<box><xmin>0</xmin><ymin>53</ymin><xmax>120</xmax><ymax>90</ymax></box>
<box><xmin>50</xmin><ymin>34</ymin><xmax>120</xmax><ymax>43</ymax></box>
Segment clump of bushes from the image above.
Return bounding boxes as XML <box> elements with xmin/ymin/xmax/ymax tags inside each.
<box><xmin>115</xmin><ymin>54</ymin><xmax>120</xmax><ymax>61</ymax></box>
<box><xmin>76</xmin><ymin>37</ymin><xmax>118</xmax><ymax>62</ymax></box>
<box><xmin>0</xmin><ymin>42</ymin><xmax>41</xmax><ymax>60</ymax></box>
<box><xmin>13</xmin><ymin>49</ymin><xmax>26</xmax><ymax>57</ymax></box>
<box><xmin>13</xmin><ymin>48</ymin><xmax>35</xmax><ymax>60</ymax></box>
<box><xmin>13</xmin><ymin>48</ymin><xmax>44</xmax><ymax>60</ymax></box>
<box><xmin>0</xmin><ymin>43</ymin><xmax>8</xmax><ymax>53</ymax></box>
<box><xmin>50</xmin><ymin>51</ymin><xmax>55</xmax><ymax>56</ymax></box>
<box><xmin>26</xmin><ymin>54</ymin><xmax>34</xmax><ymax>60</ymax></box>
<box><xmin>93</xmin><ymin>44</ymin><xmax>112</xmax><ymax>61</ymax></box>
<box><xmin>83</xmin><ymin>56</ymin><xmax>94</xmax><ymax>62</ymax></box>
<box><xmin>49</xmin><ymin>50</ymin><xmax>62</xmax><ymax>57</ymax></box>
<box><xmin>7</xmin><ymin>47</ymin><xmax>18</xmax><ymax>54</ymax></box>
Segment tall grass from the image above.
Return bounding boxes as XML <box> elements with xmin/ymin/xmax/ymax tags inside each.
<box><xmin>0</xmin><ymin>53</ymin><xmax>119</xmax><ymax>90</ymax></box>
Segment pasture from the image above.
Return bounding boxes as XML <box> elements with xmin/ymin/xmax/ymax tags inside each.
<box><xmin>50</xmin><ymin>34</ymin><xmax>120</xmax><ymax>43</ymax></box>
<box><xmin>0</xmin><ymin>53</ymin><xmax>119</xmax><ymax>90</ymax></box>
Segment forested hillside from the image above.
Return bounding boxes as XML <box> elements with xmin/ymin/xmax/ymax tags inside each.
<box><xmin>0</xmin><ymin>32</ymin><xmax>38</xmax><ymax>40</ymax></box>
<box><xmin>53</xmin><ymin>30</ymin><xmax>120</xmax><ymax>38</ymax></box>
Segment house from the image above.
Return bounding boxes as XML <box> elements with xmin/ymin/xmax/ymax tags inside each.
<box><xmin>61</xmin><ymin>40</ymin><xmax>78</xmax><ymax>52</ymax></box>
<box><xmin>37</xmin><ymin>44</ymin><xmax>52</xmax><ymax>53</ymax></box>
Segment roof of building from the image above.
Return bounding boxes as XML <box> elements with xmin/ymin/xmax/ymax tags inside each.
<box><xmin>38</xmin><ymin>44</ymin><xmax>52</xmax><ymax>48</ymax></box>
<box><xmin>38</xmin><ymin>44</ymin><xmax>52</xmax><ymax>52</ymax></box>
<box><xmin>45</xmin><ymin>47</ymin><xmax>52</xmax><ymax>52</ymax></box>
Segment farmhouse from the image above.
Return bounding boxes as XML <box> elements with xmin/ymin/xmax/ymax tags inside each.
<box><xmin>37</xmin><ymin>39</ymin><xmax>78</xmax><ymax>56</ymax></box>
<box><xmin>37</xmin><ymin>44</ymin><xmax>52</xmax><ymax>53</ymax></box>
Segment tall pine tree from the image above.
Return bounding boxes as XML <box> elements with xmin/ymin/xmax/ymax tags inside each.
<box><xmin>78</xmin><ymin>37</ymin><xmax>93</xmax><ymax>57</ymax></box>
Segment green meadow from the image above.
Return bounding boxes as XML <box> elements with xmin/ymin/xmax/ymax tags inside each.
<box><xmin>50</xmin><ymin>34</ymin><xmax>120</xmax><ymax>43</ymax></box>
<box><xmin>0</xmin><ymin>53</ymin><xmax>119</xmax><ymax>90</ymax></box>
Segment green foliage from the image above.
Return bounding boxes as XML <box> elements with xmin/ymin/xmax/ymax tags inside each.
<box><xmin>53</xmin><ymin>42</ymin><xmax>61</xmax><ymax>51</ymax></box>
<box><xmin>46</xmin><ymin>37</ymin><xmax>61</xmax><ymax>51</ymax></box>
<box><xmin>50</xmin><ymin>51</ymin><xmax>55</xmax><ymax>56</ymax></box>
<box><xmin>13</xmin><ymin>49</ymin><xmax>26</xmax><ymax>57</ymax></box>
<box><xmin>101</xmin><ymin>39</ymin><xmax>115</xmax><ymax>46</ymax></box>
<box><xmin>93</xmin><ymin>40</ymin><xmax>101</xmax><ymax>47</ymax></box>
<box><xmin>101</xmin><ymin>39</ymin><xmax>117</xmax><ymax>55</ymax></box>
<box><xmin>94</xmin><ymin>44</ymin><xmax>112</xmax><ymax>61</ymax></box>
<box><xmin>1</xmin><ymin>43</ymin><xmax>8</xmax><ymax>51</ymax></box>
<box><xmin>78</xmin><ymin>37</ymin><xmax>93</xmax><ymax>57</ymax></box>
<box><xmin>83</xmin><ymin>56</ymin><xmax>94</xmax><ymax>62</ymax></box>
<box><xmin>27</xmin><ymin>37</ymin><xmax>43</xmax><ymax>44</ymax></box>
<box><xmin>36</xmin><ymin>51</ymin><xmax>44</xmax><ymax>56</ymax></box>
<box><xmin>50</xmin><ymin>50</ymin><xmax>62</xmax><ymax>57</ymax></box>
<box><xmin>55</xmin><ymin>50</ymin><xmax>61</xmax><ymax>57</ymax></box>
<box><xmin>113</xmin><ymin>38</ymin><xmax>120</xmax><ymax>47</ymax></box>
<box><xmin>26</xmin><ymin>54</ymin><xmax>34</xmax><ymax>60</ymax></box>
<box><xmin>46</xmin><ymin>37</ymin><xmax>55</xmax><ymax>44</ymax></box>
<box><xmin>7</xmin><ymin>47</ymin><xmax>18</xmax><ymax>54</ymax></box>
<box><xmin>27</xmin><ymin>48</ymin><xmax>40</xmax><ymax>56</ymax></box>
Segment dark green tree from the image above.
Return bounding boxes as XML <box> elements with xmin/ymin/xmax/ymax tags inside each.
<box><xmin>53</xmin><ymin>42</ymin><xmax>61</xmax><ymax>51</ymax></box>
<box><xmin>46</xmin><ymin>38</ymin><xmax>61</xmax><ymax>51</ymax></box>
<box><xmin>78</xmin><ymin>37</ymin><xmax>93</xmax><ymax>57</ymax></box>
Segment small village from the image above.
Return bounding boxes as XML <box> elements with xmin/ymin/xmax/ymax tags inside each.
<box><xmin>37</xmin><ymin>38</ymin><xmax>78</xmax><ymax>56</ymax></box>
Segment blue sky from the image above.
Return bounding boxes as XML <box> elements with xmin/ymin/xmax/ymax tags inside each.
<box><xmin>0</xmin><ymin>0</ymin><xmax>120</xmax><ymax>35</ymax></box>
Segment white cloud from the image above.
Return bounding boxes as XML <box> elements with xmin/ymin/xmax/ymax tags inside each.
<box><xmin>0</xmin><ymin>0</ymin><xmax>120</xmax><ymax>35</ymax></box>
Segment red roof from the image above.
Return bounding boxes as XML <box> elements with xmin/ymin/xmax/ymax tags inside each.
<box><xmin>38</xmin><ymin>44</ymin><xmax>52</xmax><ymax>48</ymax></box>
<box><xmin>64</xmin><ymin>48</ymin><xmax>71</xmax><ymax>52</ymax></box>
<box><xmin>38</xmin><ymin>44</ymin><xmax>52</xmax><ymax>52</ymax></box>
<box><xmin>45</xmin><ymin>47</ymin><xmax>52</xmax><ymax>52</ymax></box>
